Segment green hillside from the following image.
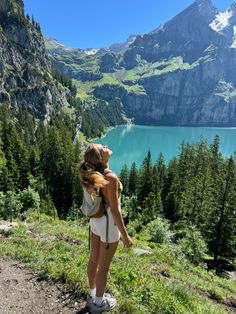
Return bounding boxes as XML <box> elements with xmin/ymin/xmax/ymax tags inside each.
<box><xmin>0</xmin><ymin>212</ymin><xmax>235</xmax><ymax>314</ymax></box>
<box><xmin>51</xmin><ymin>54</ymin><xmax>195</xmax><ymax>99</ymax></box>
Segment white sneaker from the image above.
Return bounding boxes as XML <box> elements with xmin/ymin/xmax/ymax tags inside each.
<box><xmin>86</xmin><ymin>293</ymin><xmax>112</xmax><ymax>308</ymax></box>
<box><xmin>90</xmin><ymin>295</ymin><xmax>116</xmax><ymax>313</ymax></box>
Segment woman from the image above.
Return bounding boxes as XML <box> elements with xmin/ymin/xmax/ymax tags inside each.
<box><xmin>79</xmin><ymin>143</ymin><xmax>133</xmax><ymax>313</ymax></box>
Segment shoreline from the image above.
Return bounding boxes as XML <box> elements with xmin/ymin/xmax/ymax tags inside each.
<box><xmin>91</xmin><ymin>122</ymin><xmax>236</xmax><ymax>143</ymax></box>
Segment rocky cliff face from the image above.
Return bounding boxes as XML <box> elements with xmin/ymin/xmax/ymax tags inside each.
<box><xmin>124</xmin><ymin>0</ymin><xmax>224</xmax><ymax>67</ymax></box>
<box><xmin>0</xmin><ymin>0</ymin><xmax>69</xmax><ymax>120</ymax></box>
<box><xmin>120</xmin><ymin>48</ymin><xmax>236</xmax><ymax>126</ymax></box>
<box><xmin>210</xmin><ymin>1</ymin><xmax>236</xmax><ymax>47</ymax></box>
<box><xmin>93</xmin><ymin>0</ymin><xmax>236</xmax><ymax>126</ymax></box>
<box><xmin>45</xmin><ymin>0</ymin><xmax>236</xmax><ymax>127</ymax></box>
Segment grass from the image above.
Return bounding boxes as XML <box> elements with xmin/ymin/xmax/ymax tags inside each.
<box><xmin>125</xmin><ymin>84</ymin><xmax>147</xmax><ymax>95</ymax></box>
<box><xmin>97</xmin><ymin>73</ymin><xmax>120</xmax><ymax>86</ymax></box>
<box><xmin>50</xmin><ymin>48</ymin><xmax>222</xmax><ymax>103</ymax></box>
<box><xmin>61</xmin><ymin>102</ymin><xmax>76</xmax><ymax>118</ymax></box>
<box><xmin>0</xmin><ymin>212</ymin><xmax>235</xmax><ymax>313</ymax></box>
<box><xmin>55</xmin><ymin>54</ymin><xmax>213</xmax><ymax>101</ymax></box>
<box><xmin>53</xmin><ymin>54</ymin><xmax>100</xmax><ymax>73</ymax></box>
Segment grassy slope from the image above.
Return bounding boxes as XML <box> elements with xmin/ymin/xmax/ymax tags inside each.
<box><xmin>0</xmin><ymin>212</ymin><xmax>235</xmax><ymax>314</ymax></box>
<box><xmin>54</xmin><ymin>54</ymin><xmax>200</xmax><ymax>101</ymax></box>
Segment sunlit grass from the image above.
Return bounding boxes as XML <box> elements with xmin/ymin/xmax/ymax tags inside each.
<box><xmin>0</xmin><ymin>213</ymin><xmax>235</xmax><ymax>314</ymax></box>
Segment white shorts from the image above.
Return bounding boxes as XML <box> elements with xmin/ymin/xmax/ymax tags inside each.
<box><xmin>89</xmin><ymin>208</ymin><xmax>120</xmax><ymax>243</ymax></box>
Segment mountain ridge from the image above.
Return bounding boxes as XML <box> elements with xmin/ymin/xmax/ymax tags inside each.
<box><xmin>0</xmin><ymin>0</ymin><xmax>71</xmax><ymax>121</ymax></box>
<box><xmin>45</xmin><ymin>34</ymin><xmax>138</xmax><ymax>57</ymax></box>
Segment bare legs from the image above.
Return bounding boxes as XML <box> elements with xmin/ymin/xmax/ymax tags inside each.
<box><xmin>87</xmin><ymin>233</ymin><xmax>100</xmax><ymax>289</ymax></box>
<box><xmin>95</xmin><ymin>240</ymin><xmax>118</xmax><ymax>297</ymax></box>
<box><xmin>87</xmin><ymin>233</ymin><xmax>119</xmax><ymax>297</ymax></box>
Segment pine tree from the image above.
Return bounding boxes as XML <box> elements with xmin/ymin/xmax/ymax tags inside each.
<box><xmin>178</xmin><ymin>140</ymin><xmax>215</xmax><ymax>226</ymax></box>
<box><xmin>71</xmin><ymin>139</ymin><xmax>83</xmax><ymax>206</ymax></box>
<box><xmin>41</xmin><ymin>126</ymin><xmax>75</xmax><ymax>217</ymax></box>
<box><xmin>119</xmin><ymin>164</ymin><xmax>129</xmax><ymax>196</ymax></box>
<box><xmin>1</xmin><ymin>117</ymin><xmax>30</xmax><ymax>190</ymax></box>
<box><xmin>128</xmin><ymin>162</ymin><xmax>138</xmax><ymax>195</ymax></box>
<box><xmin>0</xmin><ymin>126</ymin><xmax>7</xmax><ymax>190</ymax></box>
<box><xmin>210</xmin><ymin>135</ymin><xmax>223</xmax><ymax>179</ymax></box>
<box><xmin>154</xmin><ymin>153</ymin><xmax>166</xmax><ymax>191</ymax></box>
<box><xmin>179</xmin><ymin>168</ymin><xmax>216</xmax><ymax>227</ymax></box>
<box><xmin>137</xmin><ymin>150</ymin><xmax>154</xmax><ymax>203</ymax></box>
<box><xmin>142</xmin><ymin>191</ymin><xmax>163</xmax><ymax>224</ymax></box>
<box><xmin>162</xmin><ymin>157</ymin><xmax>179</xmax><ymax>222</ymax></box>
<box><xmin>207</xmin><ymin>156</ymin><xmax>236</xmax><ymax>261</ymax></box>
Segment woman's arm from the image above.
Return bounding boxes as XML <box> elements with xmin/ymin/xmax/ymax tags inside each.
<box><xmin>104</xmin><ymin>173</ymin><xmax>132</xmax><ymax>248</ymax></box>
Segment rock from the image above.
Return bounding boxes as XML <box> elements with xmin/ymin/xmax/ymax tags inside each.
<box><xmin>133</xmin><ymin>248</ymin><xmax>152</xmax><ymax>256</ymax></box>
<box><xmin>47</xmin><ymin>0</ymin><xmax>236</xmax><ymax>127</ymax></box>
<box><xmin>0</xmin><ymin>221</ymin><xmax>18</xmax><ymax>235</ymax></box>
<box><xmin>9</xmin><ymin>222</ymin><xmax>18</xmax><ymax>227</ymax></box>
<box><xmin>0</xmin><ymin>0</ymin><xmax>71</xmax><ymax>121</ymax></box>
<box><xmin>0</xmin><ymin>225</ymin><xmax>12</xmax><ymax>235</ymax></box>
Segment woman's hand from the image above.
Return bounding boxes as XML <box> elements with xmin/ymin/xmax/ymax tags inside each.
<box><xmin>122</xmin><ymin>234</ymin><xmax>133</xmax><ymax>248</ymax></box>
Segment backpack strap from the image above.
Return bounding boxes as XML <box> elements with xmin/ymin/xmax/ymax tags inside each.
<box><xmin>105</xmin><ymin>211</ymin><xmax>110</xmax><ymax>250</ymax></box>
<box><xmin>88</xmin><ymin>224</ymin><xmax>91</xmax><ymax>251</ymax></box>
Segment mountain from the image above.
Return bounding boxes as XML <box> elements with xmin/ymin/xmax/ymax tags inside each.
<box><xmin>101</xmin><ymin>34</ymin><xmax>138</xmax><ymax>55</ymax></box>
<box><xmin>0</xmin><ymin>0</ymin><xmax>126</xmax><ymax>138</ymax></box>
<box><xmin>47</xmin><ymin>0</ymin><xmax>236</xmax><ymax>127</ymax></box>
<box><xmin>123</xmin><ymin>0</ymin><xmax>223</xmax><ymax>67</ymax></box>
<box><xmin>0</xmin><ymin>0</ymin><xmax>70</xmax><ymax>120</ymax></box>
<box><xmin>44</xmin><ymin>36</ymin><xmax>83</xmax><ymax>56</ymax></box>
<box><xmin>210</xmin><ymin>1</ymin><xmax>236</xmax><ymax>48</ymax></box>
<box><xmin>45</xmin><ymin>34</ymin><xmax>138</xmax><ymax>57</ymax></box>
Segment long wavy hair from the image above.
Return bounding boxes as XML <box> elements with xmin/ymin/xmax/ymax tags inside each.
<box><xmin>79</xmin><ymin>144</ymin><xmax>108</xmax><ymax>195</ymax></box>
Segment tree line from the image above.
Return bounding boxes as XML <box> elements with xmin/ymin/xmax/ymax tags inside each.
<box><xmin>119</xmin><ymin>138</ymin><xmax>236</xmax><ymax>262</ymax></box>
<box><xmin>0</xmin><ymin>105</ymin><xmax>235</xmax><ymax>262</ymax></box>
<box><xmin>0</xmin><ymin>105</ymin><xmax>83</xmax><ymax>219</ymax></box>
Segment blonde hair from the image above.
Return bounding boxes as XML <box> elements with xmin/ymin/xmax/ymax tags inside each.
<box><xmin>79</xmin><ymin>144</ymin><xmax>108</xmax><ymax>195</ymax></box>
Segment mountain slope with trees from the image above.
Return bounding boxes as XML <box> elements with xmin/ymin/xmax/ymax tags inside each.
<box><xmin>0</xmin><ymin>2</ymin><xmax>235</xmax><ymax>312</ymax></box>
<box><xmin>0</xmin><ymin>0</ymin><xmax>125</xmax><ymax>138</ymax></box>
<box><xmin>49</xmin><ymin>0</ymin><xmax>236</xmax><ymax>126</ymax></box>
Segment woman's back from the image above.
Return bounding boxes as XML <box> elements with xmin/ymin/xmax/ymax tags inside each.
<box><xmin>101</xmin><ymin>170</ymin><xmax>123</xmax><ymax>207</ymax></box>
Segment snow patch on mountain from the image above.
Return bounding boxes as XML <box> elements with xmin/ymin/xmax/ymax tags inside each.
<box><xmin>210</xmin><ymin>9</ymin><xmax>233</xmax><ymax>32</ymax></box>
<box><xmin>83</xmin><ymin>49</ymin><xmax>99</xmax><ymax>55</ymax></box>
<box><xmin>231</xmin><ymin>25</ymin><xmax>236</xmax><ymax>48</ymax></box>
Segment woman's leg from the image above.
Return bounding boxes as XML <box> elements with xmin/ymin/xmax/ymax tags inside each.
<box><xmin>95</xmin><ymin>241</ymin><xmax>119</xmax><ymax>297</ymax></box>
<box><xmin>87</xmin><ymin>232</ymin><xmax>101</xmax><ymax>289</ymax></box>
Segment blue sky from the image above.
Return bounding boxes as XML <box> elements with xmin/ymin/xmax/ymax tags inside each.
<box><xmin>24</xmin><ymin>0</ymin><xmax>233</xmax><ymax>49</ymax></box>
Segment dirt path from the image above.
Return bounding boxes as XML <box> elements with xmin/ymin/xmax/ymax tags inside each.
<box><xmin>0</xmin><ymin>257</ymin><xmax>88</xmax><ymax>314</ymax></box>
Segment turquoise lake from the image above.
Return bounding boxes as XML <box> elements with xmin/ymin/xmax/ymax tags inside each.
<box><xmin>96</xmin><ymin>125</ymin><xmax>236</xmax><ymax>174</ymax></box>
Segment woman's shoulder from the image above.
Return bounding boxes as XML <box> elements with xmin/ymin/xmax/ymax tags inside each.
<box><xmin>105</xmin><ymin>171</ymin><xmax>117</xmax><ymax>180</ymax></box>
<box><xmin>103</xmin><ymin>169</ymin><xmax>118</xmax><ymax>182</ymax></box>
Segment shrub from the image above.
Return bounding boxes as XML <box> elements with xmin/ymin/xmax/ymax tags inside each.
<box><xmin>140</xmin><ymin>217</ymin><xmax>172</xmax><ymax>244</ymax></box>
<box><xmin>176</xmin><ymin>226</ymin><xmax>207</xmax><ymax>265</ymax></box>
<box><xmin>127</xmin><ymin>215</ymin><xmax>144</xmax><ymax>236</ymax></box>
<box><xmin>40</xmin><ymin>194</ymin><xmax>57</xmax><ymax>218</ymax></box>
<box><xmin>121</xmin><ymin>195</ymin><xmax>140</xmax><ymax>223</ymax></box>
<box><xmin>18</xmin><ymin>187</ymin><xmax>40</xmax><ymax>211</ymax></box>
<box><xmin>0</xmin><ymin>191</ymin><xmax>22</xmax><ymax>220</ymax></box>
<box><xmin>66</xmin><ymin>203</ymin><xmax>82</xmax><ymax>221</ymax></box>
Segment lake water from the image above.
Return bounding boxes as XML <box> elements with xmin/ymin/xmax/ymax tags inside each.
<box><xmin>96</xmin><ymin>125</ymin><xmax>236</xmax><ymax>174</ymax></box>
